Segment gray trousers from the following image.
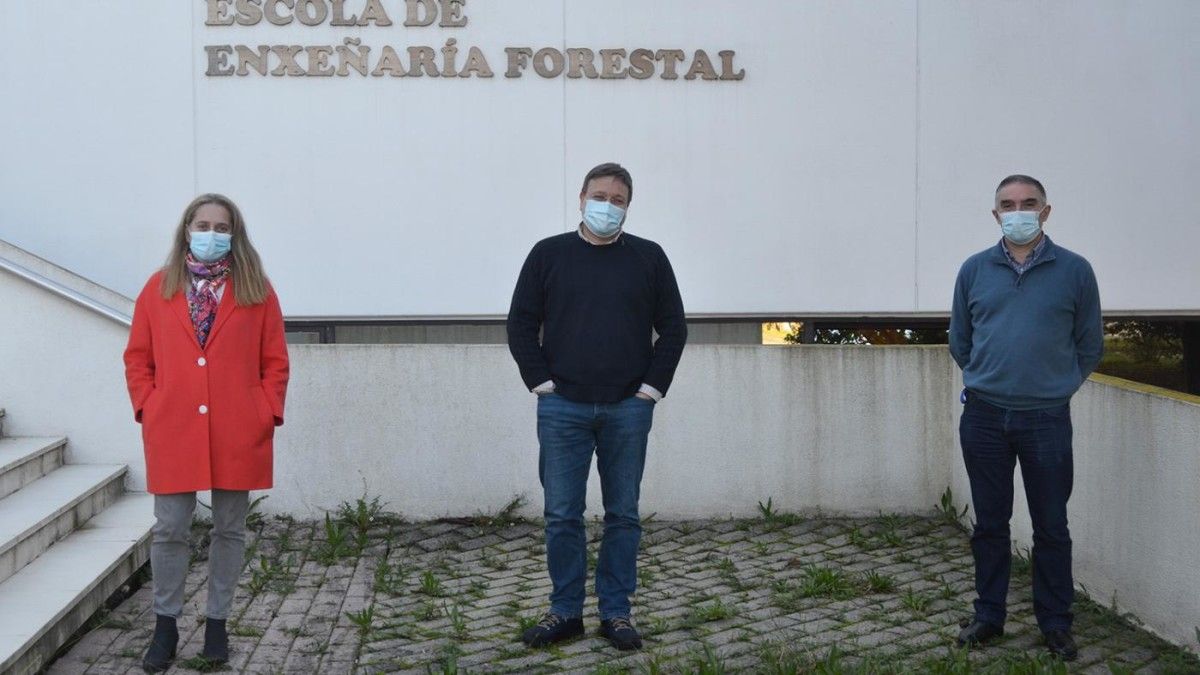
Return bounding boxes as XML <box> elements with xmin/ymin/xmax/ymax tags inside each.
<box><xmin>152</xmin><ymin>490</ymin><xmax>248</xmax><ymax>620</ymax></box>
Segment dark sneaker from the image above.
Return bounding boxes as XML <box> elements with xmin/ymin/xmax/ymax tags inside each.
<box><xmin>522</xmin><ymin>612</ymin><xmax>584</xmax><ymax>647</ymax></box>
<box><xmin>600</xmin><ymin>617</ymin><xmax>643</xmax><ymax>651</ymax></box>
<box><xmin>956</xmin><ymin>619</ymin><xmax>1004</xmax><ymax>647</ymax></box>
<box><xmin>1044</xmin><ymin>629</ymin><xmax>1078</xmax><ymax>661</ymax></box>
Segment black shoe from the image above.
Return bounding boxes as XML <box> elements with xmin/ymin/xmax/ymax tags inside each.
<box><xmin>956</xmin><ymin>619</ymin><xmax>1004</xmax><ymax>647</ymax></box>
<box><xmin>141</xmin><ymin>615</ymin><xmax>178</xmax><ymax>673</ymax></box>
<box><xmin>1044</xmin><ymin>629</ymin><xmax>1078</xmax><ymax>661</ymax></box>
<box><xmin>599</xmin><ymin>617</ymin><xmax>643</xmax><ymax>651</ymax></box>
<box><xmin>522</xmin><ymin>612</ymin><xmax>584</xmax><ymax>647</ymax></box>
<box><xmin>201</xmin><ymin>617</ymin><xmax>230</xmax><ymax>663</ymax></box>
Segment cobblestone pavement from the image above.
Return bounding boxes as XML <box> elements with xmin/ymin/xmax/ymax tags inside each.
<box><xmin>50</xmin><ymin>500</ymin><xmax>1200</xmax><ymax>674</ymax></box>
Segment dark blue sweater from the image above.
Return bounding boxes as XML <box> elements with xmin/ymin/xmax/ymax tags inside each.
<box><xmin>506</xmin><ymin>231</ymin><xmax>687</xmax><ymax>403</ymax></box>
<box><xmin>949</xmin><ymin>237</ymin><xmax>1103</xmax><ymax>410</ymax></box>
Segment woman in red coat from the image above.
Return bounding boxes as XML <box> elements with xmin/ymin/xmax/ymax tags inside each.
<box><xmin>124</xmin><ymin>193</ymin><xmax>288</xmax><ymax>672</ymax></box>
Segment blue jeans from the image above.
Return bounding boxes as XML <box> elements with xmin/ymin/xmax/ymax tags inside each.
<box><xmin>536</xmin><ymin>393</ymin><xmax>654</xmax><ymax>620</ymax></box>
<box><xmin>959</xmin><ymin>392</ymin><xmax>1075</xmax><ymax>633</ymax></box>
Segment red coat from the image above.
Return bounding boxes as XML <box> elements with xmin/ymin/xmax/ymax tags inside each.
<box><xmin>124</xmin><ymin>271</ymin><xmax>289</xmax><ymax>494</ymax></box>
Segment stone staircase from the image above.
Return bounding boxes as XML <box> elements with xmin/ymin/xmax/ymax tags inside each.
<box><xmin>0</xmin><ymin>407</ymin><xmax>154</xmax><ymax>674</ymax></box>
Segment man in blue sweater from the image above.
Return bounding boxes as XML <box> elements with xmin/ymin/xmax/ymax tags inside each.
<box><xmin>949</xmin><ymin>175</ymin><xmax>1103</xmax><ymax>661</ymax></box>
<box><xmin>506</xmin><ymin>163</ymin><xmax>687</xmax><ymax>651</ymax></box>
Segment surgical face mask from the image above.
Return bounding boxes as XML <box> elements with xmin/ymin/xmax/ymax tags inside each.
<box><xmin>999</xmin><ymin>210</ymin><xmax>1042</xmax><ymax>245</ymax></box>
<box><xmin>189</xmin><ymin>231</ymin><xmax>232</xmax><ymax>262</ymax></box>
<box><xmin>582</xmin><ymin>199</ymin><xmax>626</xmax><ymax>238</ymax></box>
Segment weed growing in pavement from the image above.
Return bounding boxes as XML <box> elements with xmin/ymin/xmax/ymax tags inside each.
<box><xmin>879</xmin><ymin>525</ymin><xmax>905</xmax><ymax>549</ymax></box>
<box><xmin>787</xmin><ymin>565</ymin><xmax>857</xmax><ymax>601</ymax></box>
<box><xmin>643</xmin><ymin>615</ymin><xmax>671</xmax><ymax>637</ymax></box>
<box><xmin>687</xmin><ymin>643</ymin><xmax>727</xmax><ymax>675</ymax></box>
<box><xmin>937</xmin><ymin>575</ymin><xmax>959</xmax><ymax>601</ymax></box>
<box><xmin>466</xmin><ymin>579</ymin><xmax>488</xmax><ymax>600</ymax></box>
<box><xmin>444</xmin><ymin>601</ymin><xmax>469</xmax><ymax>639</ymax></box>
<box><xmin>757</xmin><ymin>497</ymin><xmax>805</xmax><ymax>529</ymax></box>
<box><xmin>873</xmin><ymin>513</ymin><xmax>912</xmax><ymax>549</ymax></box>
<box><xmin>442</xmin><ymin>494</ymin><xmax>529</xmax><ymax>528</ymax></box>
<box><xmin>417</xmin><ymin>570</ymin><xmax>446</xmax><ymax>597</ymax></box>
<box><xmin>900</xmin><ymin>588</ymin><xmax>932</xmax><ymax>616</ymax></box>
<box><xmin>638</xmin><ymin>566</ymin><xmax>657</xmax><ymax>588</ymax></box>
<box><xmin>337</xmin><ymin>495</ymin><xmax>384</xmax><ymax>550</ymax></box>
<box><xmin>516</xmin><ymin>614</ymin><xmax>540</xmax><ymax>636</ymax></box>
<box><xmin>772</xmin><ymin>564</ymin><xmax>899</xmax><ymax>611</ymax></box>
<box><xmin>414</xmin><ymin>600</ymin><xmax>440</xmax><ymax>622</ymax></box>
<box><xmin>638</xmin><ymin>651</ymin><xmax>671</xmax><ymax>675</ymax></box>
<box><xmin>315</xmin><ymin>513</ymin><xmax>356</xmax><ymax>564</ymax></box>
<box><xmin>498</xmin><ymin>600</ymin><xmax>521</xmax><ymax>618</ymax></box>
<box><xmin>373</xmin><ymin>557</ymin><xmax>410</xmax><ymax>596</ymax></box>
<box><xmin>937</xmin><ymin>486</ymin><xmax>970</xmax><ymax>529</ymax></box>
<box><xmin>247</xmin><ymin>555</ymin><xmax>283</xmax><ymax>595</ymax></box>
<box><xmin>713</xmin><ymin>557</ymin><xmax>737</xmax><ymax>575</ymax></box>
<box><xmin>1010</xmin><ymin>546</ymin><xmax>1032</xmax><ymax>577</ymax></box>
<box><xmin>864</xmin><ymin>570</ymin><xmax>897</xmax><ymax>593</ymax></box>
<box><xmin>275</xmin><ymin>527</ymin><xmax>292</xmax><ymax>553</ymax></box>
<box><xmin>683</xmin><ymin>599</ymin><xmax>737</xmax><ymax>629</ymax></box>
<box><xmin>847</xmin><ymin>526</ymin><xmax>870</xmax><ymax>549</ymax></box>
<box><xmin>244</xmin><ymin>494</ymin><xmax>269</xmax><ymax>528</ymax></box>
<box><xmin>428</xmin><ymin>649</ymin><xmax>464</xmax><ymax>675</ymax></box>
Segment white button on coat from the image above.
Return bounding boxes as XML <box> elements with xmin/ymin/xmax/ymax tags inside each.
<box><xmin>197</xmin><ymin>357</ymin><xmax>207</xmax><ymax>366</ymax></box>
<box><xmin>199</xmin><ymin>405</ymin><xmax>209</xmax><ymax>414</ymax></box>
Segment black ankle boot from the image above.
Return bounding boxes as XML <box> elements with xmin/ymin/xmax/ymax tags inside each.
<box><xmin>141</xmin><ymin>614</ymin><xmax>178</xmax><ymax>673</ymax></box>
<box><xmin>202</xmin><ymin>617</ymin><xmax>229</xmax><ymax>663</ymax></box>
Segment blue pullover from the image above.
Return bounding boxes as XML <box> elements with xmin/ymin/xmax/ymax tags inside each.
<box><xmin>949</xmin><ymin>236</ymin><xmax>1103</xmax><ymax>410</ymax></box>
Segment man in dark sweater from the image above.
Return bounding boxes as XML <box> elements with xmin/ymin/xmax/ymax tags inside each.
<box><xmin>506</xmin><ymin>163</ymin><xmax>687</xmax><ymax>651</ymax></box>
<box><xmin>949</xmin><ymin>175</ymin><xmax>1103</xmax><ymax>661</ymax></box>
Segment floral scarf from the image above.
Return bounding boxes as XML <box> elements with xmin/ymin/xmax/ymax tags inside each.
<box><xmin>185</xmin><ymin>253</ymin><xmax>232</xmax><ymax>348</ymax></box>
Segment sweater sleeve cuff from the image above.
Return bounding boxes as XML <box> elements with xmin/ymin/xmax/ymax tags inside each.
<box><xmin>638</xmin><ymin>383</ymin><xmax>664</xmax><ymax>402</ymax></box>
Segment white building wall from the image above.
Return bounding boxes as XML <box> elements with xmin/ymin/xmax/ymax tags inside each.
<box><xmin>2</xmin><ymin>1</ymin><xmax>1197</xmax><ymax>318</ymax></box>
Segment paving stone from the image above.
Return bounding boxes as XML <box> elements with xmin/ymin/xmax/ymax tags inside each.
<box><xmin>40</xmin><ymin>515</ymin><xmax>1200</xmax><ymax>674</ymax></box>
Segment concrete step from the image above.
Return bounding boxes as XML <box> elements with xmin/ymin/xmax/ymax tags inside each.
<box><xmin>0</xmin><ymin>492</ymin><xmax>154</xmax><ymax>675</ymax></box>
<box><xmin>0</xmin><ymin>464</ymin><xmax>126</xmax><ymax>587</ymax></box>
<box><xmin>0</xmin><ymin>436</ymin><xmax>68</xmax><ymax>500</ymax></box>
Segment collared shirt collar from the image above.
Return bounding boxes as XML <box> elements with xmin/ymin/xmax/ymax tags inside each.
<box><xmin>999</xmin><ymin>234</ymin><xmax>1049</xmax><ymax>275</ymax></box>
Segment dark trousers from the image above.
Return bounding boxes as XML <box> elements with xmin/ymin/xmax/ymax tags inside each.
<box><xmin>959</xmin><ymin>393</ymin><xmax>1075</xmax><ymax>633</ymax></box>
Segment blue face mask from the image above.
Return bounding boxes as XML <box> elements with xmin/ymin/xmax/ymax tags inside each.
<box><xmin>999</xmin><ymin>210</ymin><xmax>1042</xmax><ymax>245</ymax></box>
<box><xmin>189</xmin><ymin>231</ymin><xmax>232</xmax><ymax>262</ymax></box>
<box><xmin>582</xmin><ymin>200</ymin><xmax>626</xmax><ymax>238</ymax></box>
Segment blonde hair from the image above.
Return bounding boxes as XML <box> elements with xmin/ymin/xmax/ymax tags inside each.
<box><xmin>160</xmin><ymin>193</ymin><xmax>269</xmax><ymax>305</ymax></box>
